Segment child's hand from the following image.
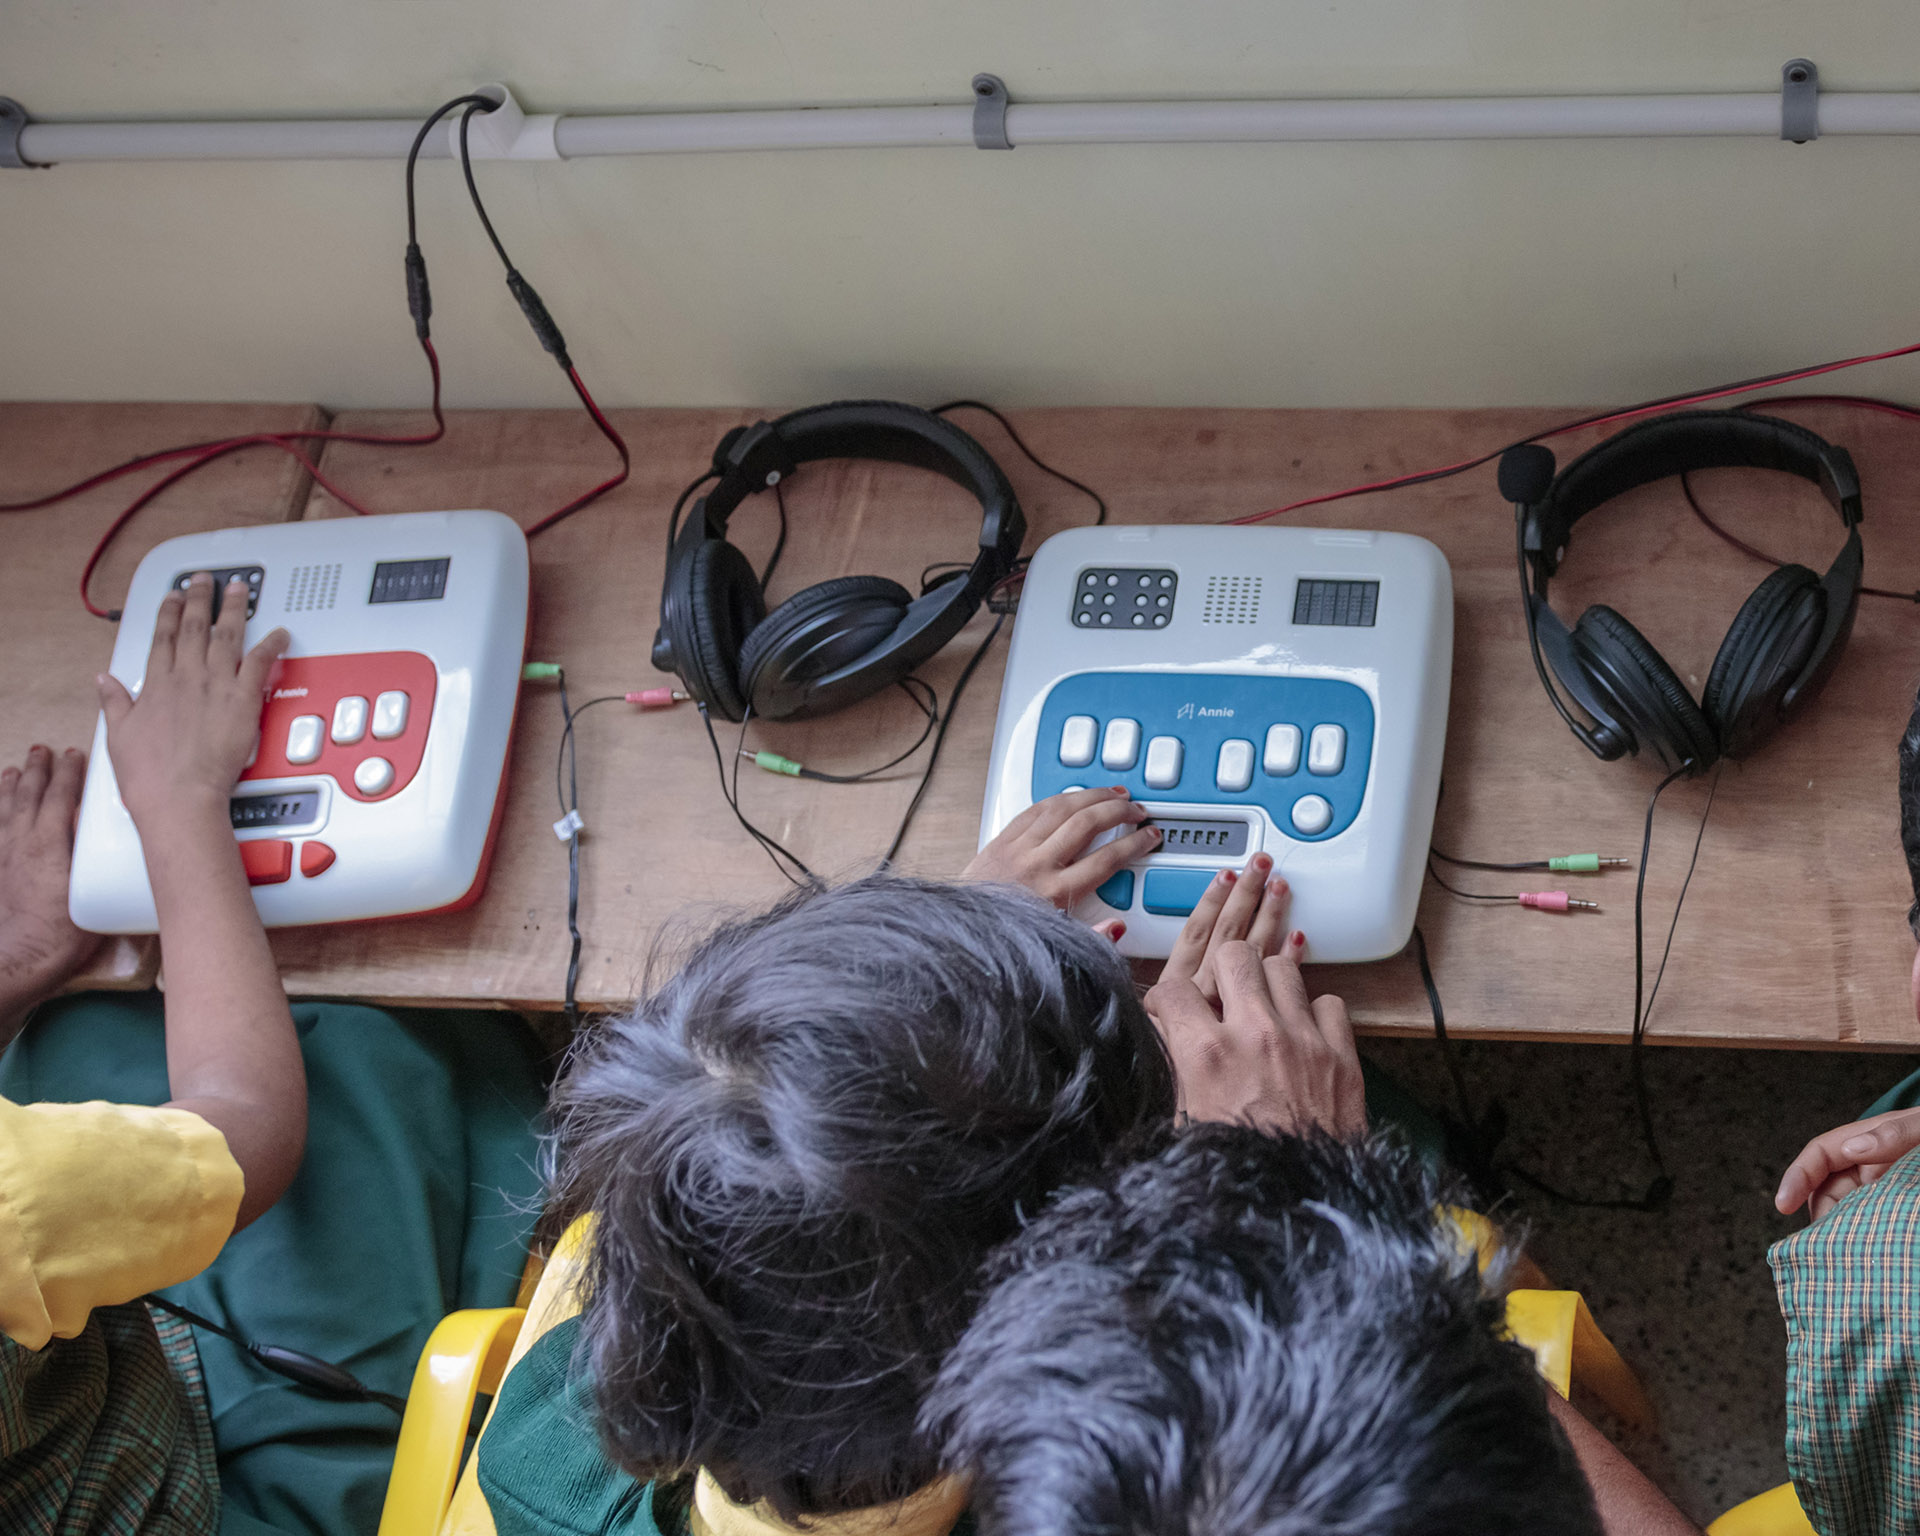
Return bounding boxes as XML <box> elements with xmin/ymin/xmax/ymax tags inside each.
<box><xmin>963</xmin><ymin>787</ymin><xmax>1162</xmax><ymax>910</ymax></box>
<box><xmin>1776</xmin><ymin>1108</ymin><xmax>1920</xmax><ymax>1220</ymax></box>
<box><xmin>1146</xmin><ymin>931</ymin><xmax>1365</xmax><ymax>1140</ymax></box>
<box><xmin>0</xmin><ymin>745</ymin><xmax>100</xmax><ymax>1035</ymax></box>
<box><xmin>1143</xmin><ymin>857</ymin><xmax>1364</xmax><ymax>1137</ymax></box>
<box><xmin>1155</xmin><ymin>853</ymin><xmax>1290</xmax><ymax>1004</ymax></box>
<box><xmin>96</xmin><ymin>574</ymin><xmax>289</xmax><ymax>827</ymax></box>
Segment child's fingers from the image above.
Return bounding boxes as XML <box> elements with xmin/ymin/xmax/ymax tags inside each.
<box><xmin>1022</xmin><ymin>786</ymin><xmax>1132</xmax><ymax>845</ymax></box>
<box><xmin>1091</xmin><ymin>918</ymin><xmax>1126</xmax><ymax>945</ymax></box>
<box><xmin>96</xmin><ymin>672</ymin><xmax>137</xmax><ymax>733</ymax></box>
<box><xmin>12</xmin><ymin>744</ymin><xmax>51</xmax><ymax>822</ymax></box>
<box><xmin>1201</xmin><ymin>853</ymin><xmax>1272</xmax><ymax>953</ymax></box>
<box><xmin>1037</xmin><ymin>795</ymin><xmax>1149</xmax><ymax>867</ymax></box>
<box><xmin>209</xmin><ymin>578</ymin><xmax>249</xmax><ymax>666</ymax></box>
<box><xmin>1259</xmin><ymin>936</ymin><xmax>1316</xmax><ymax>1023</ymax></box>
<box><xmin>1066</xmin><ymin>823</ymin><xmax>1162</xmax><ymax>890</ymax></box>
<box><xmin>148</xmin><ymin>587</ymin><xmax>187</xmax><ymax>673</ymax></box>
<box><xmin>238</xmin><ymin>628</ymin><xmax>292</xmax><ymax>698</ymax></box>
<box><xmin>1244</xmin><ymin>877</ymin><xmax>1291</xmax><ymax>958</ymax></box>
<box><xmin>175</xmin><ymin>572</ymin><xmax>216</xmax><ymax>662</ymax></box>
<box><xmin>1162</xmin><ymin>870</ymin><xmax>1236</xmax><ymax>982</ymax></box>
<box><xmin>39</xmin><ymin>748</ymin><xmax>86</xmax><ymax>837</ymax></box>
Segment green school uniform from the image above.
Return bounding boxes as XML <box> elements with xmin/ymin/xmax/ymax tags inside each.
<box><xmin>0</xmin><ymin>993</ymin><xmax>549</xmax><ymax>1536</ymax></box>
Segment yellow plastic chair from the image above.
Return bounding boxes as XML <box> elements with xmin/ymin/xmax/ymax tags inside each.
<box><xmin>1707</xmin><ymin>1482</ymin><xmax>1817</xmax><ymax>1536</ymax></box>
<box><xmin>375</xmin><ymin>1306</ymin><xmax>526</xmax><ymax>1536</ymax></box>
<box><xmin>1503</xmin><ymin>1287</ymin><xmax>1654</xmax><ymax>1430</ymax></box>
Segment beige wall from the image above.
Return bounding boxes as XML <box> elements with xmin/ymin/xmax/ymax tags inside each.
<box><xmin>6</xmin><ymin>1</ymin><xmax>1920</xmax><ymax>410</ymax></box>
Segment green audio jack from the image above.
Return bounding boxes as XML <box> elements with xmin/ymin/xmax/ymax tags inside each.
<box><xmin>741</xmin><ymin>749</ymin><xmax>804</xmax><ymax>777</ymax></box>
<box><xmin>1548</xmin><ymin>854</ymin><xmax>1631</xmax><ymax>874</ymax></box>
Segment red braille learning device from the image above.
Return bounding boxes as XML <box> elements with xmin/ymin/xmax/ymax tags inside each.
<box><xmin>69</xmin><ymin>510</ymin><xmax>529</xmax><ymax>931</ymax></box>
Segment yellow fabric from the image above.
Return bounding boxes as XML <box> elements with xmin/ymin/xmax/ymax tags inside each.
<box><xmin>0</xmin><ymin>1094</ymin><xmax>243</xmax><ymax>1350</ymax></box>
<box><xmin>440</xmin><ymin>1218</ymin><xmax>595</xmax><ymax>1536</ymax></box>
<box><xmin>690</xmin><ymin>1471</ymin><xmax>969</xmax><ymax>1536</ymax></box>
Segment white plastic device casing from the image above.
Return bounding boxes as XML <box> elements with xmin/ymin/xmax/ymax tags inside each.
<box><xmin>979</xmin><ymin>525</ymin><xmax>1452</xmax><ymax>962</ymax></box>
<box><xmin>69</xmin><ymin>510</ymin><xmax>529</xmax><ymax>932</ymax></box>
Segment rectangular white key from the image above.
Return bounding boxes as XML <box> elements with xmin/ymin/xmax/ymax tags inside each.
<box><xmin>1263</xmin><ymin>723</ymin><xmax>1302</xmax><ymax>776</ymax></box>
<box><xmin>1308</xmin><ymin>723</ymin><xmax>1347</xmax><ymax>775</ymax></box>
<box><xmin>1215</xmin><ymin>738</ymin><xmax>1255</xmax><ymax>792</ymax></box>
<box><xmin>331</xmin><ymin>695</ymin><xmax>369</xmax><ymax>745</ymax></box>
<box><xmin>1059</xmin><ymin>714</ymin><xmax>1097</xmax><ymax>767</ymax></box>
<box><xmin>285</xmin><ymin>714</ymin><xmax>325</xmax><ymax>765</ymax></box>
<box><xmin>1143</xmin><ymin>735</ymin><xmax>1184</xmax><ymax>790</ymax></box>
<box><xmin>372</xmin><ymin>690</ymin><xmax>411</xmax><ymax>741</ymax></box>
<box><xmin>1101</xmin><ymin>717</ymin><xmax>1142</xmax><ymax>771</ymax></box>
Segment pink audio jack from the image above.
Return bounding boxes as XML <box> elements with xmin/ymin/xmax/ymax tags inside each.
<box><xmin>1518</xmin><ymin>891</ymin><xmax>1600</xmax><ymax>913</ymax></box>
<box><xmin>626</xmin><ymin>688</ymin><xmax>688</xmax><ymax>708</ymax></box>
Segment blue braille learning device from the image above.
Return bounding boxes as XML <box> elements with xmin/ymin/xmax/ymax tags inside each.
<box><xmin>979</xmin><ymin>525</ymin><xmax>1452</xmax><ymax>962</ymax></box>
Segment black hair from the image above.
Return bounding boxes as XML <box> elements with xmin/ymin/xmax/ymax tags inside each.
<box><xmin>1901</xmin><ymin>684</ymin><xmax>1920</xmax><ymax>937</ymax></box>
<box><xmin>545</xmin><ymin>872</ymin><xmax>1176</xmax><ymax>1520</ymax></box>
<box><xmin>924</xmin><ymin>1123</ymin><xmax>1603</xmax><ymax>1536</ymax></box>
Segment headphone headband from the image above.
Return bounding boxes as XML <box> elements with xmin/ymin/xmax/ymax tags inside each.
<box><xmin>655</xmin><ymin>400</ymin><xmax>1026</xmax><ymax>722</ymax></box>
<box><xmin>699</xmin><ymin>400</ymin><xmax>1024</xmax><ymax>571</ymax></box>
<box><xmin>1524</xmin><ymin>411</ymin><xmax>1862</xmax><ymax>592</ymax></box>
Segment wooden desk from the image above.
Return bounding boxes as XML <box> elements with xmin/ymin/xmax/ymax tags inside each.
<box><xmin>9</xmin><ymin>404</ymin><xmax>1920</xmax><ymax>1047</ymax></box>
<box><xmin>0</xmin><ymin>403</ymin><xmax>325</xmax><ymax>991</ymax></box>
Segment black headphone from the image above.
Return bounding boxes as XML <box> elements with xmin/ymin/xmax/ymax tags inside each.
<box><xmin>651</xmin><ymin>401</ymin><xmax>1026</xmax><ymax>723</ymax></box>
<box><xmin>1504</xmin><ymin>410</ymin><xmax>1864</xmax><ymax>774</ymax></box>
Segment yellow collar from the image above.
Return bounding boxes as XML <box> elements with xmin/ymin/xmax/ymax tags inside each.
<box><xmin>689</xmin><ymin>1471</ymin><xmax>969</xmax><ymax>1536</ymax></box>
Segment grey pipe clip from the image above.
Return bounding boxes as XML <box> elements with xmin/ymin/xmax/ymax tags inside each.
<box><xmin>0</xmin><ymin>98</ymin><xmax>37</xmax><ymax>168</ymax></box>
<box><xmin>1781</xmin><ymin>59</ymin><xmax>1819</xmax><ymax>143</ymax></box>
<box><xmin>972</xmin><ymin>74</ymin><xmax>1012</xmax><ymax>150</ymax></box>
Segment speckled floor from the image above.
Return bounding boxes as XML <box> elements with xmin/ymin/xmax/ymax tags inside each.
<box><xmin>1361</xmin><ymin>1036</ymin><xmax>1920</xmax><ymax>1526</ymax></box>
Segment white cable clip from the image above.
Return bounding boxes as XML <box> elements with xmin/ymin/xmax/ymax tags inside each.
<box><xmin>449</xmin><ymin>83</ymin><xmax>564</xmax><ymax>161</ymax></box>
<box><xmin>552</xmin><ymin>808</ymin><xmax>586</xmax><ymax>842</ymax></box>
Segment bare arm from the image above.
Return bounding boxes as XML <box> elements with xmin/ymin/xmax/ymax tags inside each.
<box><xmin>1547</xmin><ymin>1395</ymin><xmax>1702</xmax><ymax>1536</ymax></box>
<box><xmin>98</xmin><ymin>574</ymin><xmax>303</xmax><ymax>1228</ymax></box>
<box><xmin>0</xmin><ymin>745</ymin><xmax>103</xmax><ymax>1050</ymax></box>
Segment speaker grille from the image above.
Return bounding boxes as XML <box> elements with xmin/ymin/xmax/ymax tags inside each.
<box><xmin>286</xmin><ymin>563</ymin><xmax>342</xmax><ymax>613</ymax></box>
<box><xmin>1200</xmin><ymin>575</ymin><xmax>1262</xmax><ymax>624</ymax></box>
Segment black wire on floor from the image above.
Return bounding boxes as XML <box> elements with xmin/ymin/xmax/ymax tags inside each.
<box><xmin>1417</xmin><ymin>762</ymin><xmax>1723</xmax><ymax>1213</ymax></box>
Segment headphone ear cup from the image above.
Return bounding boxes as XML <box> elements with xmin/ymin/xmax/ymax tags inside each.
<box><xmin>1573</xmin><ymin>605</ymin><xmax>1720</xmax><ymax>774</ymax></box>
<box><xmin>739</xmin><ymin>575</ymin><xmax>913</xmax><ymax>722</ymax></box>
<box><xmin>1704</xmin><ymin>563</ymin><xmax>1824</xmax><ymax>760</ymax></box>
<box><xmin>674</xmin><ymin>539</ymin><xmax>766</xmax><ymax>723</ymax></box>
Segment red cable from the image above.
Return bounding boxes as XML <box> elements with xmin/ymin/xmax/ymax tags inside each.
<box><xmin>47</xmin><ymin>337</ymin><xmax>627</xmax><ymax>616</ymax></box>
<box><xmin>1227</xmin><ymin>337</ymin><xmax>1920</xmax><ymax>526</ymax></box>
<box><xmin>77</xmin><ymin>433</ymin><xmax>389</xmax><ymax>618</ymax></box>
<box><xmin>4</xmin><ymin>338</ymin><xmax>447</xmax><ymax>515</ymax></box>
<box><xmin>521</xmin><ymin>369</ymin><xmax>631</xmax><ymax>537</ymax></box>
<box><xmin>36</xmin><ymin>337</ymin><xmax>446</xmax><ymax>617</ymax></box>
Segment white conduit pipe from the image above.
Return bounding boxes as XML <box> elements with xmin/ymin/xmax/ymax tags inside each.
<box><xmin>15</xmin><ymin>91</ymin><xmax>1920</xmax><ymax>165</ymax></box>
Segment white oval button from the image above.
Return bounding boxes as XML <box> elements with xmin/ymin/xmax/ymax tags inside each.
<box><xmin>372</xmin><ymin>690</ymin><xmax>411</xmax><ymax>741</ymax></box>
<box><xmin>331</xmin><ymin>695</ymin><xmax>369</xmax><ymax>745</ymax></box>
<box><xmin>1143</xmin><ymin>736</ymin><xmax>1184</xmax><ymax>790</ymax></box>
<box><xmin>1307</xmin><ymin>724</ymin><xmax>1347</xmax><ymax>776</ymax></box>
<box><xmin>1263</xmin><ymin>723</ymin><xmax>1302</xmax><ymax>776</ymax></box>
<box><xmin>285</xmin><ymin>714</ymin><xmax>324</xmax><ymax>765</ymax></box>
<box><xmin>1215</xmin><ymin>739</ymin><xmax>1254</xmax><ymax>792</ymax></box>
<box><xmin>1059</xmin><ymin>715</ymin><xmax>1097</xmax><ymax>768</ymax></box>
<box><xmin>1290</xmin><ymin>794</ymin><xmax>1333</xmax><ymax>835</ymax></box>
<box><xmin>1101</xmin><ymin>718</ymin><xmax>1142</xmax><ymax>771</ymax></box>
<box><xmin>353</xmin><ymin>756</ymin><xmax>396</xmax><ymax>796</ymax></box>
